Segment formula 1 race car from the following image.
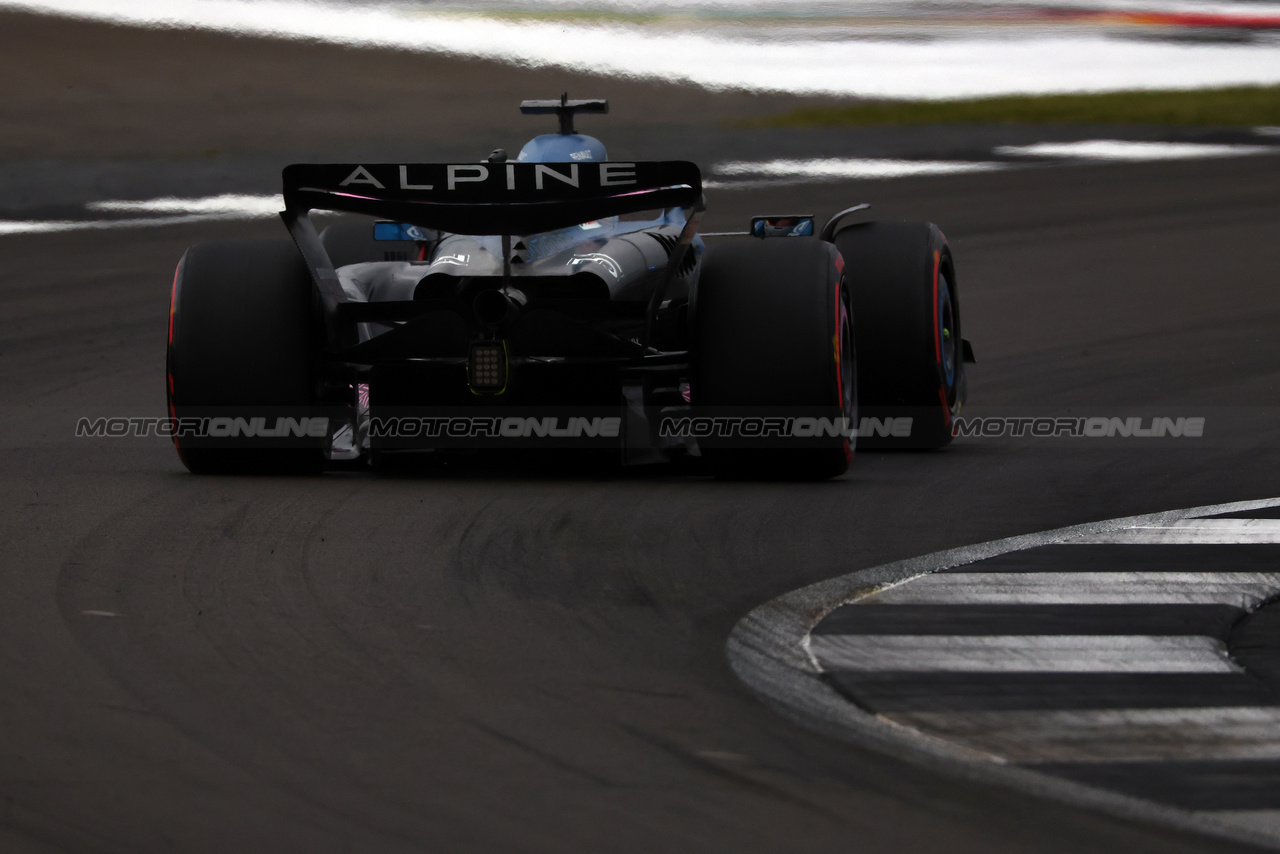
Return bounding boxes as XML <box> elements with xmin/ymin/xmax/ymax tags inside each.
<box><xmin>166</xmin><ymin>96</ymin><xmax>972</xmax><ymax>479</ymax></box>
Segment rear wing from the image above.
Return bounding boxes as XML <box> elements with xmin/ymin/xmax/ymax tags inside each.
<box><xmin>282</xmin><ymin>160</ymin><xmax>701</xmax><ymax>235</ymax></box>
<box><xmin>279</xmin><ymin>160</ymin><xmax>703</xmax><ymax>351</ymax></box>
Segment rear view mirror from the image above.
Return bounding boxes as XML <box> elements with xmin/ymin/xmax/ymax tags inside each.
<box><xmin>373</xmin><ymin>222</ymin><xmax>432</xmax><ymax>241</ymax></box>
<box><xmin>751</xmin><ymin>215</ymin><xmax>814</xmax><ymax>238</ymax></box>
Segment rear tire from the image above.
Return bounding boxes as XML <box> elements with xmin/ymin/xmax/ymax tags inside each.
<box><xmin>166</xmin><ymin>240</ymin><xmax>325</xmax><ymax>473</ymax></box>
<box><xmin>691</xmin><ymin>238</ymin><xmax>854</xmax><ymax>480</ymax></box>
<box><xmin>833</xmin><ymin>221</ymin><xmax>962</xmax><ymax>449</ymax></box>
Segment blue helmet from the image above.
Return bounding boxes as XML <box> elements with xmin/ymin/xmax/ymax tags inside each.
<box><xmin>517</xmin><ymin>133</ymin><xmax>607</xmax><ymax>164</ymax></box>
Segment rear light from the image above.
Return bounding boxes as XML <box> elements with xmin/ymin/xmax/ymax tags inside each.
<box><xmin>468</xmin><ymin>340</ymin><xmax>508</xmax><ymax>393</ymax></box>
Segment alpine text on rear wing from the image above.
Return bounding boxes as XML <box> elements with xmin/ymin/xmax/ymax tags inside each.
<box><xmin>282</xmin><ymin>161</ymin><xmax>702</xmax><ymax>236</ymax></box>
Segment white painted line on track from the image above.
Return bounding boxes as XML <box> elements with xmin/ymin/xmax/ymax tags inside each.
<box><xmin>1073</xmin><ymin>518</ymin><xmax>1280</xmax><ymax>544</ymax></box>
<box><xmin>886</xmin><ymin>707</ymin><xmax>1280</xmax><ymax>762</ymax></box>
<box><xmin>712</xmin><ymin>158</ymin><xmax>1002</xmax><ymax>180</ymax></box>
<box><xmin>0</xmin><ymin>194</ymin><xmax>284</xmax><ymax>238</ymax></box>
<box><xmin>727</xmin><ymin>496</ymin><xmax>1280</xmax><ymax>851</ymax></box>
<box><xmin>996</xmin><ymin>140</ymin><xmax>1279</xmax><ymax>160</ymax></box>
<box><xmin>0</xmin><ymin>143</ymin><xmax>1266</xmax><ymax>230</ymax></box>
<box><xmin>1202</xmin><ymin>810</ymin><xmax>1280</xmax><ymax>838</ymax></box>
<box><xmin>0</xmin><ymin>137</ymin><xmax>1269</xmax><ymax>233</ymax></box>
<box><xmin>862</xmin><ymin>571</ymin><xmax>1280</xmax><ymax>607</ymax></box>
<box><xmin>85</xmin><ymin>194</ymin><xmax>282</xmax><ymax>216</ymax></box>
<box><xmin>810</xmin><ymin>634</ymin><xmax>1240</xmax><ymax>673</ymax></box>
<box><xmin>80</xmin><ymin>610</ymin><xmax>119</xmax><ymax>617</ymax></box>
<box><xmin>0</xmin><ymin>212</ymin><xmax>269</xmax><ymax>236</ymax></box>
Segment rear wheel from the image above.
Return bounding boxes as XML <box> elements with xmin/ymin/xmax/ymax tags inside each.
<box><xmin>691</xmin><ymin>238</ymin><xmax>854</xmax><ymax>480</ymax></box>
<box><xmin>166</xmin><ymin>240</ymin><xmax>325</xmax><ymax>473</ymax></box>
<box><xmin>833</xmin><ymin>221</ymin><xmax>962</xmax><ymax>449</ymax></box>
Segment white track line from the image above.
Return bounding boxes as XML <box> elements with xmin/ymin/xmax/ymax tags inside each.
<box><xmin>1202</xmin><ymin>811</ymin><xmax>1280</xmax><ymax>838</ymax></box>
<box><xmin>885</xmin><ymin>707</ymin><xmax>1280</xmax><ymax>763</ymax></box>
<box><xmin>809</xmin><ymin>634</ymin><xmax>1239</xmax><ymax>673</ymax></box>
<box><xmin>0</xmin><ymin>195</ymin><xmax>284</xmax><ymax>238</ymax></box>
<box><xmin>0</xmin><ymin>212</ymin><xmax>269</xmax><ymax>236</ymax></box>
<box><xmin>85</xmin><ymin>194</ymin><xmax>281</xmax><ymax>216</ymax></box>
<box><xmin>997</xmin><ymin>140</ymin><xmax>1279</xmax><ymax>161</ymax></box>
<box><xmin>712</xmin><ymin>159</ymin><xmax>1002</xmax><ymax>180</ymax></box>
<box><xmin>727</xmin><ymin>498</ymin><xmax>1280</xmax><ymax>851</ymax></box>
<box><xmin>1073</xmin><ymin>518</ymin><xmax>1280</xmax><ymax>544</ymax></box>
<box><xmin>863</xmin><ymin>571</ymin><xmax>1280</xmax><ymax>606</ymax></box>
<box><xmin>2</xmin><ymin>138</ymin><xmax>1266</xmax><ymax>236</ymax></box>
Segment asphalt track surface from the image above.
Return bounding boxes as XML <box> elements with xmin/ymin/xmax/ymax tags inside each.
<box><xmin>3</xmin><ymin>151</ymin><xmax>1278</xmax><ymax>854</ymax></box>
<box><xmin>5</xmin><ymin>15</ymin><xmax>1280</xmax><ymax>854</ymax></box>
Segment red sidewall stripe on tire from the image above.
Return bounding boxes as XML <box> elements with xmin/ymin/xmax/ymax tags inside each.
<box><xmin>833</xmin><ymin>270</ymin><xmax>853</xmax><ymax>462</ymax></box>
<box><xmin>930</xmin><ymin>247</ymin><xmax>953</xmax><ymax>427</ymax></box>
<box><xmin>931</xmin><ymin>248</ymin><xmax>941</xmax><ymax>367</ymax></box>
<box><xmin>167</xmin><ymin>261</ymin><xmax>183</xmax><ymax>457</ymax></box>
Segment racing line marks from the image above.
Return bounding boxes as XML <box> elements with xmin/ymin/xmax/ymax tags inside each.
<box><xmin>731</xmin><ymin>498</ymin><xmax>1280</xmax><ymax>849</ymax></box>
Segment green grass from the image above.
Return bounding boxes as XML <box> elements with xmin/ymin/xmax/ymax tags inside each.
<box><xmin>730</xmin><ymin>86</ymin><xmax>1280</xmax><ymax>128</ymax></box>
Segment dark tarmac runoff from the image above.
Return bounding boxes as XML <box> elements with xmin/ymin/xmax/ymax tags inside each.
<box><xmin>2</xmin><ymin>9</ymin><xmax>1280</xmax><ymax>854</ymax></box>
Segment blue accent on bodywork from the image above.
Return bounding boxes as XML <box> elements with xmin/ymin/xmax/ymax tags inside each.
<box><xmin>373</xmin><ymin>222</ymin><xmax>428</xmax><ymax>241</ymax></box>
